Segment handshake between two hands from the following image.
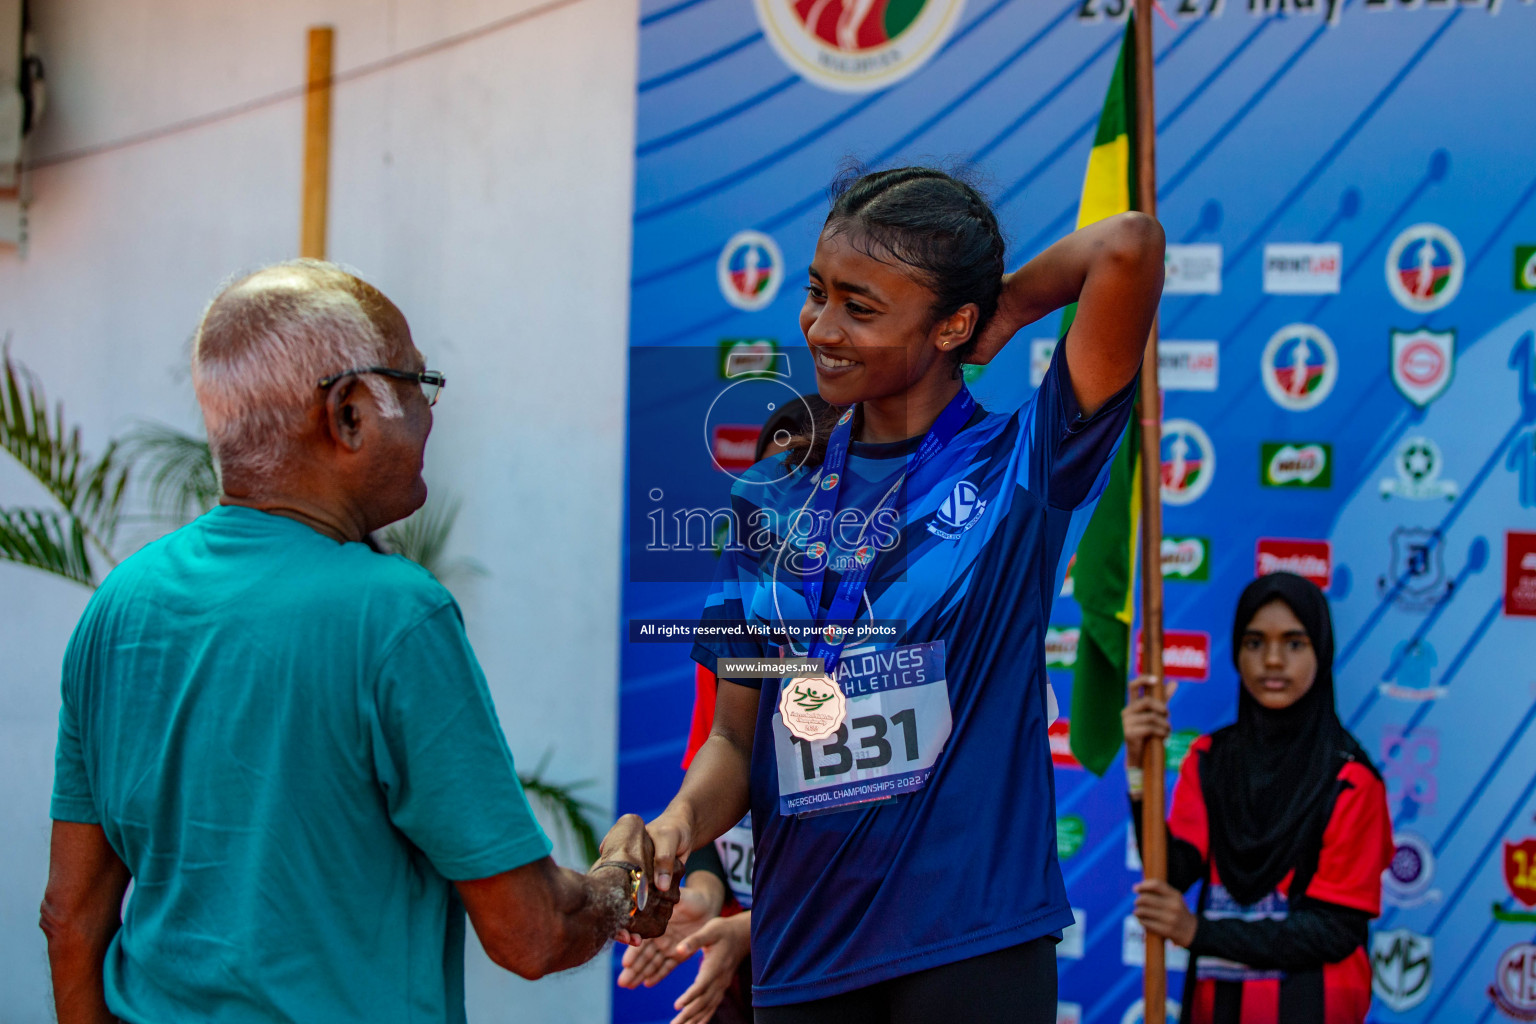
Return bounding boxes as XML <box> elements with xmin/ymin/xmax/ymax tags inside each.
<box><xmin>590</xmin><ymin>813</ymin><xmax>685</xmax><ymax>946</ymax></box>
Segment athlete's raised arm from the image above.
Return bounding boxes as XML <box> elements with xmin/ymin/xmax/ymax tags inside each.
<box><xmin>971</xmin><ymin>211</ymin><xmax>1164</xmax><ymax>417</ymax></box>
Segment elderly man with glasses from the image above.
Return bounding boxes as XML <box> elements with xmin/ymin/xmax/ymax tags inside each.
<box><xmin>40</xmin><ymin>260</ymin><xmax>673</xmax><ymax>1024</ymax></box>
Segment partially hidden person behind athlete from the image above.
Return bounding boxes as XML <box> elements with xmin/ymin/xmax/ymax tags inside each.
<box><xmin>1123</xmin><ymin>571</ymin><xmax>1393</xmax><ymax>1024</ymax></box>
<box><xmin>602</xmin><ymin>164</ymin><xmax>1163</xmax><ymax>1023</ymax></box>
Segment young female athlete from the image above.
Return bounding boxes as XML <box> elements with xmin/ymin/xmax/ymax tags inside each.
<box><xmin>616</xmin><ymin>166</ymin><xmax>1163</xmax><ymax>1022</ymax></box>
<box><xmin>1124</xmin><ymin>572</ymin><xmax>1393</xmax><ymax>1024</ymax></box>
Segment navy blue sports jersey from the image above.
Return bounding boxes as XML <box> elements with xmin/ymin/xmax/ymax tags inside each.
<box><xmin>691</xmin><ymin>353</ymin><xmax>1137</xmax><ymax>1006</ymax></box>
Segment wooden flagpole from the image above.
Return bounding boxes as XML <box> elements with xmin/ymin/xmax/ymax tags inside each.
<box><xmin>1133</xmin><ymin>2</ymin><xmax>1168</xmax><ymax>1022</ymax></box>
<box><xmin>300</xmin><ymin>26</ymin><xmax>334</xmax><ymax>259</ymax></box>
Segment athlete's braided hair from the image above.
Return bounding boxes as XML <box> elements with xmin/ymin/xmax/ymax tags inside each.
<box><xmin>824</xmin><ymin>163</ymin><xmax>1007</xmax><ymax>366</ymax></box>
<box><xmin>782</xmin><ymin>164</ymin><xmax>1006</xmax><ymax>469</ymax></box>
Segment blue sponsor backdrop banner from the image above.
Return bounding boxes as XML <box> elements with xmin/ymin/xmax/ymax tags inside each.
<box><xmin>617</xmin><ymin>2</ymin><xmax>1536</xmax><ymax>1022</ymax></box>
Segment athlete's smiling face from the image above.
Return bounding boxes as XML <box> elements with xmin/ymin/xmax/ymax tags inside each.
<box><xmin>1236</xmin><ymin>600</ymin><xmax>1319</xmax><ymax>711</ymax></box>
<box><xmin>800</xmin><ymin>225</ymin><xmax>974</xmax><ymax>407</ymax></box>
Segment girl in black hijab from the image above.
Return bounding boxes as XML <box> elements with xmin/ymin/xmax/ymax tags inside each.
<box><xmin>1121</xmin><ymin>572</ymin><xmax>1394</xmax><ymax>1024</ymax></box>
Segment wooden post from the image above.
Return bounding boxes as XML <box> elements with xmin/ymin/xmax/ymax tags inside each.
<box><xmin>300</xmin><ymin>26</ymin><xmax>334</xmax><ymax>259</ymax></box>
<box><xmin>1133</xmin><ymin>2</ymin><xmax>1168</xmax><ymax>1023</ymax></box>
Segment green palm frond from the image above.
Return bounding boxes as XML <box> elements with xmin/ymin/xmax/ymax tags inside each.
<box><xmin>123</xmin><ymin>423</ymin><xmax>219</xmax><ymax>524</ymax></box>
<box><xmin>519</xmin><ymin>752</ymin><xmax>604</xmax><ymax>865</ymax></box>
<box><xmin>380</xmin><ymin>495</ymin><xmax>486</xmax><ymax>587</ymax></box>
<box><xmin>1</xmin><ymin>345</ymin><xmax>87</xmax><ymax>509</ymax></box>
<box><xmin>0</xmin><ymin>506</ymin><xmax>94</xmax><ymax>586</ymax></box>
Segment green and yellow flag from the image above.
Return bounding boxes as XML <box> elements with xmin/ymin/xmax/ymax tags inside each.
<box><xmin>1067</xmin><ymin>20</ymin><xmax>1144</xmax><ymax>777</ymax></box>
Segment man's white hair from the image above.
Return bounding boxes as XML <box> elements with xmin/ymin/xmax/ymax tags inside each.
<box><xmin>192</xmin><ymin>259</ymin><xmax>403</xmax><ymax>481</ymax></box>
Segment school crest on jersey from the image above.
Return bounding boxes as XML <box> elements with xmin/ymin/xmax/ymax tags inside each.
<box><xmin>927</xmin><ymin>479</ymin><xmax>987</xmax><ymax>540</ymax></box>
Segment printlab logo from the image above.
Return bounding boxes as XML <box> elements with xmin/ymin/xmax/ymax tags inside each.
<box><xmin>1162</xmin><ymin>536</ymin><xmax>1211</xmax><ymax>582</ymax></box>
<box><xmin>1391</xmin><ymin>328</ymin><xmax>1456</xmax><ymax>408</ymax></box>
<box><xmin>753</xmin><ymin>0</ymin><xmax>965</xmax><ymax>93</ymax></box>
<box><xmin>717</xmin><ymin>230</ymin><xmax>783</xmax><ymax>311</ymax></box>
<box><xmin>1261</xmin><ymin>324</ymin><xmax>1338</xmax><ymax>411</ymax></box>
<box><xmin>1161</xmin><ymin>419</ymin><xmax>1216</xmax><ymax>506</ymax></box>
<box><xmin>1379</xmin><ymin>639</ymin><xmax>1445</xmax><ymax>702</ymax></box>
<box><xmin>1263</xmin><ymin>243</ymin><xmax>1342</xmax><ymax>294</ymax></box>
<box><xmin>928</xmin><ymin>479</ymin><xmax>986</xmax><ymax>540</ymax></box>
<box><xmin>1380</xmin><ymin>527</ymin><xmax>1451</xmax><ymax>610</ymax></box>
<box><xmin>1516</xmin><ymin>245</ymin><xmax>1536</xmax><ymax>292</ymax></box>
<box><xmin>1382</xmin><ymin>725</ymin><xmax>1439</xmax><ymax>815</ymax></box>
<box><xmin>1490</xmin><ymin>942</ymin><xmax>1536</xmax><ymax>1021</ymax></box>
<box><xmin>1371</xmin><ymin>929</ymin><xmax>1433</xmax><ymax>1012</ymax></box>
<box><xmin>1492</xmin><ymin>838</ymin><xmax>1536</xmax><ymax>924</ymax></box>
<box><xmin>1382</xmin><ymin>831</ymin><xmax>1441</xmax><ymax>909</ymax></box>
<box><xmin>1386</xmin><ymin>223</ymin><xmax>1464</xmax><ymax>313</ymax></box>
<box><xmin>1381</xmin><ymin>436</ymin><xmax>1458</xmax><ymax>501</ymax></box>
<box><xmin>1159</xmin><ymin>340</ymin><xmax>1219</xmax><ymax>391</ymax></box>
<box><xmin>1163</xmin><ymin>243</ymin><xmax>1222</xmax><ymax>294</ymax></box>
<box><xmin>1261</xmin><ymin>441</ymin><xmax>1332</xmax><ymax>488</ymax></box>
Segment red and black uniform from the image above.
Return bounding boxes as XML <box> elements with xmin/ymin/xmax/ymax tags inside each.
<box><xmin>1138</xmin><ymin>735</ymin><xmax>1393</xmax><ymax>1023</ymax></box>
<box><xmin>1135</xmin><ymin>571</ymin><xmax>1394</xmax><ymax>1024</ymax></box>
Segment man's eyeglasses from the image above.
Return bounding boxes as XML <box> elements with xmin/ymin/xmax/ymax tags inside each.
<box><xmin>317</xmin><ymin>367</ymin><xmax>446</xmax><ymax>407</ymax></box>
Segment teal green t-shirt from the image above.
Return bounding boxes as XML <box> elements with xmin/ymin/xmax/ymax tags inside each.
<box><xmin>51</xmin><ymin>505</ymin><xmax>552</xmax><ymax>1024</ymax></box>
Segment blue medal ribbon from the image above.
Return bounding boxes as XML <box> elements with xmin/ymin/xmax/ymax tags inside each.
<box><xmin>800</xmin><ymin>387</ymin><xmax>976</xmax><ymax>673</ymax></box>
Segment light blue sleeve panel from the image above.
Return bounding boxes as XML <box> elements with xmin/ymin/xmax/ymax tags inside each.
<box><xmin>369</xmin><ymin>602</ymin><xmax>552</xmax><ymax>881</ymax></box>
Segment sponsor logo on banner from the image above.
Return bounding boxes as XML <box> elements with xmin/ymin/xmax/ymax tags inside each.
<box><xmin>1381</xmin><ymin>436</ymin><xmax>1458</xmax><ymax>500</ymax></box>
<box><xmin>1256</xmin><ymin>538</ymin><xmax>1332</xmax><ymax>588</ymax></box>
<box><xmin>1263</xmin><ymin>242</ymin><xmax>1342</xmax><ymax>294</ymax></box>
<box><xmin>717</xmin><ymin>231</ymin><xmax>783</xmax><ymax>311</ymax></box>
<box><xmin>1119</xmin><ymin>1001</ymin><xmax>1182</xmax><ymax>1024</ymax></box>
<box><xmin>753</xmin><ymin>0</ymin><xmax>965</xmax><ymax>93</ymax></box>
<box><xmin>1262</xmin><ymin>442</ymin><xmax>1333</xmax><ymax>488</ymax></box>
<box><xmin>1162</xmin><ymin>536</ymin><xmax>1211</xmax><ymax>582</ymax></box>
<box><xmin>1057</xmin><ymin>815</ymin><xmax>1087</xmax><ymax>860</ymax></box>
<box><xmin>1492</xmin><ymin>839</ymin><xmax>1536</xmax><ymax>924</ymax></box>
<box><xmin>718</xmin><ymin>337</ymin><xmax>781</xmax><ymax>379</ymax></box>
<box><xmin>1045</xmin><ymin>626</ymin><xmax>1080</xmax><ymax>669</ymax></box>
<box><xmin>1261</xmin><ymin>324</ymin><xmax>1338</xmax><ymax>411</ymax></box>
<box><xmin>1138</xmin><ymin>630</ymin><xmax>1211</xmax><ymax>681</ymax></box>
<box><xmin>1158</xmin><ymin>341</ymin><xmax>1219</xmax><ymax>391</ymax></box>
<box><xmin>928</xmin><ymin>480</ymin><xmax>987</xmax><ymax>540</ymax></box>
<box><xmin>1383</xmin><ymin>831</ymin><xmax>1442</xmax><ymax>908</ymax></box>
<box><xmin>1517</xmin><ymin>246</ymin><xmax>1536</xmax><ymax>292</ymax></box>
<box><xmin>1164</xmin><ymin>244</ymin><xmax>1222</xmax><ymax>294</ymax></box>
<box><xmin>1391</xmin><ymin>328</ymin><xmax>1456</xmax><ymax>408</ymax></box>
<box><xmin>1049</xmin><ymin>720</ymin><xmax>1081</xmax><ymax>769</ymax></box>
<box><xmin>1379</xmin><ymin>639</ymin><xmax>1446</xmax><ymax>701</ymax></box>
<box><xmin>1371</xmin><ymin>929</ymin><xmax>1433</xmax><ymax>1012</ymax></box>
<box><xmin>1122</xmin><ymin>915</ymin><xmax>1190</xmax><ymax>970</ymax></box>
<box><xmin>1386</xmin><ymin>223</ymin><xmax>1464</xmax><ymax>313</ymax></box>
<box><xmin>1507</xmin><ymin>532</ymin><xmax>1536</xmax><ymax>617</ymax></box>
<box><xmin>1165</xmin><ymin>728</ymin><xmax>1199</xmax><ymax>772</ymax></box>
<box><xmin>1162</xmin><ymin>419</ymin><xmax>1216</xmax><ymax>505</ymax></box>
<box><xmin>1383</xmin><ymin>725</ymin><xmax>1439</xmax><ymax>814</ymax></box>
<box><xmin>711</xmin><ymin>425</ymin><xmax>761</xmax><ymax>472</ymax></box>
<box><xmin>1031</xmin><ymin>338</ymin><xmax>1057</xmax><ymax>387</ymax></box>
<box><xmin>1060</xmin><ymin>908</ymin><xmax>1086</xmax><ymax>959</ymax></box>
<box><xmin>1056</xmin><ymin>1002</ymin><xmax>1083</xmax><ymax>1024</ymax></box>
<box><xmin>1381</xmin><ymin>527</ymin><xmax>1452</xmax><ymax>610</ymax></box>
<box><xmin>1490</xmin><ymin>943</ymin><xmax>1536</xmax><ymax>1021</ymax></box>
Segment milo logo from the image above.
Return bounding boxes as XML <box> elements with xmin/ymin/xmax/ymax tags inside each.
<box><xmin>1161</xmin><ymin>537</ymin><xmax>1210</xmax><ymax>581</ymax></box>
<box><xmin>1262</xmin><ymin>441</ymin><xmax>1333</xmax><ymax>488</ymax></box>
<box><xmin>1045</xmin><ymin>626</ymin><xmax>1080</xmax><ymax>669</ymax></box>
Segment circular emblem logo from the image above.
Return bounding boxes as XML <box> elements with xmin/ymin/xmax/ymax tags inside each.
<box><xmin>779</xmin><ymin>673</ymin><xmax>847</xmax><ymax>742</ymax></box>
<box><xmin>1522</xmin><ymin>249</ymin><xmax>1536</xmax><ymax>290</ymax></box>
<box><xmin>1261</xmin><ymin>324</ymin><xmax>1337</xmax><ymax>411</ymax></box>
<box><xmin>1490</xmin><ymin>942</ymin><xmax>1536</xmax><ymax>1020</ymax></box>
<box><xmin>1400</xmin><ymin>438</ymin><xmax>1438</xmax><ymax>483</ymax></box>
<box><xmin>1382</xmin><ymin>831</ymin><xmax>1438</xmax><ymax>907</ymax></box>
<box><xmin>854</xmin><ymin>544</ymin><xmax>874</xmax><ymax>565</ymax></box>
<box><xmin>806</xmin><ymin>541</ymin><xmax>827</xmax><ymax>560</ymax></box>
<box><xmin>718</xmin><ymin>230</ymin><xmax>784</xmax><ymax>311</ymax></box>
<box><xmin>1160</xmin><ymin>419</ymin><xmax>1216</xmax><ymax>506</ymax></box>
<box><xmin>936</xmin><ymin>480</ymin><xmax>981</xmax><ymax>527</ymax></box>
<box><xmin>1386</xmin><ymin>223</ymin><xmax>1464</xmax><ymax>313</ymax></box>
<box><xmin>837</xmin><ymin>407</ymin><xmax>855</xmax><ymax>426</ymax></box>
<box><xmin>1398</xmin><ymin>339</ymin><xmax>1446</xmax><ymax>387</ymax></box>
<box><xmin>753</xmin><ymin>0</ymin><xmax>966</xmax><ymax>93</ymax></box>
<box><xmin>821</xmin><ymin>472</ymin><xmax>840</xmax><ymax>490</ymax></box>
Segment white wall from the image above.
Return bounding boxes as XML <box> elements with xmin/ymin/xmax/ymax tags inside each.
<box><xmin>0</xmin><ymin>1</ymin><xmax>637</xmax><ymax>1020</ymax></box>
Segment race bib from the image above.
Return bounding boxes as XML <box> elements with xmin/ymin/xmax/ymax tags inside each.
<box><xmin>772</xmin><ymin>641</ymin><xmax>952</xmax><ymax>817</ymax></box>
<box><xmin>713</xmin><ymin>815</ymin><xmax>754</xmax><ymax>908</ymax></box>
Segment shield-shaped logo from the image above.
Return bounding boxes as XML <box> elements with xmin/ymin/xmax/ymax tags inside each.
<box><xmin>1380</xmin><ymin>527</ymin><xmax>1450</xmax><ymax>609</ymax></box>
<box><xmin>1507</xmin><ymin>840</ymin><xmax>1536</xmax><ymax>909</ymax></box>
<box><xmin>1391</xmin><ymin>329</ymin><xmax>1456</xmax><ymax>408</ymax></box>
<box><xmin>1371</xmin><ymin>929</ymin><xmax>1433</xmax><ymax>1012</ymax></box>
